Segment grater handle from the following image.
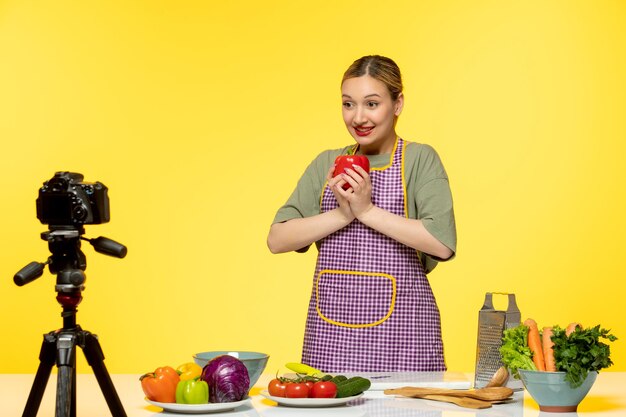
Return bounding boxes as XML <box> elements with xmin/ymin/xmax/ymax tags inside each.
<box><xmin>480</xmin><ymin>293</ymin><xmax>495</xmax><ymax>311</ymax></box>
<box><xmin>481</xmin><ymin>292</ymin><xmax>520</xmax><ymax>312</ymax></box>
<box><xmin>506</xmin><ymin>293</ymin><xmax>520</xmax><ymax>314</ymax></box>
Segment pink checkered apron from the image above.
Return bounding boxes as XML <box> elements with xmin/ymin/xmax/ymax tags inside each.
<box><xmin>301</xmin><ymin>138</ymin><xmax>446</xmax><ymax>372</ymax></box>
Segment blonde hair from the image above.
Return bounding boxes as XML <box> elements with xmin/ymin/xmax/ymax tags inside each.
<box><xmin>342</xmin><ymin>55</ymin><xmax>403</xmax><ymax>101</ymax></box>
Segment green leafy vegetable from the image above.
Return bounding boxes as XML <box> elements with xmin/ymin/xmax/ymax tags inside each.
<box><xmin>500</xmin><ymin>324</ymin><xmax>537</xmax><ymax>378</ymax></box>
<box><xmin>551</xmin><ymin>325</ymin><xmax>617</xmax><ymax>387</ymax></box>
<box><xmin>500</xmin><ymin>322</ymin><xmax>618</xmax><ymax>388</ymax></box>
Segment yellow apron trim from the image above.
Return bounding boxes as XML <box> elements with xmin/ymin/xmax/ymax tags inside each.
<box><xmin>315</xmin><ymin>269</ymin><xmax>397</xmax><ymax>328</ymax></box>
<box><xmin>399</xmin><ymin>140</ymin><xmax>422</xmax><ymax>262</ymax></box>
<box><xmin>351</xmin><ymin>136</ymin><xmax>399</xmax><ymax>172</ymax></box>
<box><xmin>320</xmin><ymin>179</ymin><xmax>328</xmax><ymax>208</ymax></box>
<box><xmin>400</xmin><ymin>138</ymin><xmax>408</xmax><ymax>218</ymax></box>
<box><xmin>370</xmin><ymin>135</ymin><xmax>399</xmax><ymax>172</ymax></box>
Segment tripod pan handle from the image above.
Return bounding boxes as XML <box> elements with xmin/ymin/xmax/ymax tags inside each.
<box><xmin>14</xmin><ymin>261</ymin><xmax>46</xmax><ymax>286</ymax></box>
<box><xmin>90</xmin><ymin>236</ymin><xmax>128</xmax><ymax>258</ymax></box>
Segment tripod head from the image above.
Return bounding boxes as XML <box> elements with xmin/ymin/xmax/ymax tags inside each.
<box><xmin>14</xmin><ymin>226</ymin><xmax>127</xmax><ymax>303</ymax></box>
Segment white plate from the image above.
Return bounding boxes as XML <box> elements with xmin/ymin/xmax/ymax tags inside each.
<box><xmin>260</xmin><ymin>390</ymin><xmax>363</xmax><ymax>408</ymax></box>
<box><xmin>145</xmin><ymin>397</ymin><xmax>250</xmax><ymax>414</ymax></box>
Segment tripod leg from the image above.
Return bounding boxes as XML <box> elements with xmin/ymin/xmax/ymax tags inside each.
<box><xmin>22</xmin><ymin>333</ymin><xmax>57</xmax><ymax>417</ymax></box>
<box><xmin>72</xmin><ymin>360</ymin><xmax>77</xmax><ymax>417</ymax></box>
<box><xmin>56</xmin><ymin>366</ymin><xmax>74</xmax><ymax>417</ymax></box>
<box><xmin>81</xmin><ymin>331</ymin><xmax>127</xmax><ymax>417</ymax></box>
<box><xmin>55</xmin><ymin>332</ymin><xmax>77</xmax><ymax>417</ymax></box>
<box><xmin>72</xmin><ymin>361</ymin><xmax>77</xmax><ymax>417</ymax></box>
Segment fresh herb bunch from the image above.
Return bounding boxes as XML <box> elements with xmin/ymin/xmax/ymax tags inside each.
<box><xmin>551</xmin><ymin>325</ymin><xmax>617</xmax><ymax>387</ymax></box>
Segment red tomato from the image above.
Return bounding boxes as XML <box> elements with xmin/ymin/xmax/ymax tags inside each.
<box><xmin>285</xmin><ymin>382</ymin><xmax>310</xmax><ymax>398</ymax></box>
<box><xmin>333</xmin><ymin>155</ymin><xmax>370</xmax><ymax>190</ymax></box>
<box><xmin>304</xmin><ymin>381</ymin><xmax>314</xmax><ymax>397</ymax></box>
<box><xmin>268</xmin><ymin>379</ymin><xmax>287</xmax><ymax>397</ymax></box>
<box><xmin>310</xmin><ymin>381</ymin><xmax>337</xmax><ymax>398</ymax></box>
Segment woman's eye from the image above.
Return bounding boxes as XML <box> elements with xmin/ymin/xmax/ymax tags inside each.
<box><xmin>343</xmin><ymin>102</ymin><xmax>353</xmax><ymax>109</ymax></box>
<box><xmin>367</xmin><ymin>101</ymin><xmax>379</xmax><ymax>108</ymax></box>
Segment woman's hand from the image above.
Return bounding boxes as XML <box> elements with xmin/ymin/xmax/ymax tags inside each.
<box><xmin>336</xmin><ymin>164</ymin><xmax>374</xmax><ymax>219</ymax></box>
<box><xmin>326</xmin><ymin>164</ymin><xmax>452</xmax><ymax>260</ymax></box>
<box><xmin>327</xmin><ymin>166</ymin><xmax>355</xmax><ymax>223</ymax></box>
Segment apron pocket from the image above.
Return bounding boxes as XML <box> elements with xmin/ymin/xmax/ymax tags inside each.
<box><xmin>316</xmin><ymin>269</ymin><xmax>396</xmax><ymax>328</ymax></box>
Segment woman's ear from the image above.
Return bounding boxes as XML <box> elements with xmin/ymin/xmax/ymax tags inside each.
<box><xmin>394</xmin><ymin>93</ymin><xmax>404</xmax><ymax>116</ymax></box>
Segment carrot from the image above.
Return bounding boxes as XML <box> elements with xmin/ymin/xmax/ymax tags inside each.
<box><xmin>566</xmin><ymin>322</ymin><xmax>582</xmax><ymax>336</ymax></box>
<box><xmin>542</xmin><ymin>327</ymin><xmax>556</xmax><ymax>371</ymax></box>
<box><xmin>524</xmin><ymin>318</ymin><xmax>546</xmax><ymax>371</ymax></box>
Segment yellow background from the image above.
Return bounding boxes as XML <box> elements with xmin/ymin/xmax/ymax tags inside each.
<box><xmin>1</xmin><ymin>1</ymin><xmax>624</xmax><ymax>375</ymax></box>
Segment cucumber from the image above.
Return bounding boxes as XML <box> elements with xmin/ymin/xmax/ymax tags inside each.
<box><xmin>335</xmin><ymin>377</ymin><xmax>371</xmax><ymax>398</ymax></box>
<box><xmin>335</xmin><ymin>376</ymin><xmax>362</xmax><ymax>387</ymax></box>
<box><xmin>329</xmin><ymin>375</ymin><xmax>348</xmax><ymax>384</ymax></box>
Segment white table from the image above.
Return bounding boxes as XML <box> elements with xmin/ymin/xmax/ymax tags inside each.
<box><xmin>1</xmin><ymin>372</ymin><xmax>625</xmax><ymax>416</ymax></box>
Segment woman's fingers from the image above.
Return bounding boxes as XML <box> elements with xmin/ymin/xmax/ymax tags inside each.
<box><xmin>335</xmin><ymin>179</ymin><xmax>350</xmax><ymax>192</ymax></box>
<box><xmin>326</xmin><ymin>165</ymin><xmax>336</xmax><ymax>181</ymax></box>
<box><xmin>350</xmin><ymin>165</ymin><xmax>370</xmax><ymax>185</ymax></box>
<box><xmin>331</xmin><ymin>163</ymin><xmax>370</xmax><ymax>196</ymax></box>
<box><xmin>341</xmin><ymin>172</ymin><xmax>359</xmax><ymax>190</ymax></box>
<box><xmin>342</xmin><ymin>167</ymin><xmax>366</xmax><ymax>189</ymax></box>
<box><xmin>352</xmin><ymin>164</ymin><xmax>370</xmax><ymax>182</ymax></box>
<box><xmin>327</xmin><ymin>166</ymin><xmax>342</xmax><ymax>188</ymax></box>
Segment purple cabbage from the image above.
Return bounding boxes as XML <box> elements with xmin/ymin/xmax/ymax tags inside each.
<box><xmin>201</xmin><ymin>355</ymin><xmax>250</xmax><ymax>403</ymax></box>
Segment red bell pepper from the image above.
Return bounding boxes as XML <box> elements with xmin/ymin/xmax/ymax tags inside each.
<box><xmin>333</xmin><ymin>155</ymin><xmax>370</xmax><ymax>190</ymax></box>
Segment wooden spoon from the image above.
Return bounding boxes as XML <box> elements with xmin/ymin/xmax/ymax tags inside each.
<box><xmin>418</xmin><ymin>394</ymin><xmax>492</xmax><ymax>409</ymax></box>
<box><xmin>384</xmin><ymin>386</ymin><xmax>513</xmax><ymax>402</ymax></box>
<box><xmin>486</xmin><ymin>366</ymin><xmax>509</xmax><ymax>387</ymax></box>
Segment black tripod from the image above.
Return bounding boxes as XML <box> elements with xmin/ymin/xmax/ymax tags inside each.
<box><xmin>15</xmin><ymin>227</ymin><xmax>128</xmax><ymax>417</ymax></box>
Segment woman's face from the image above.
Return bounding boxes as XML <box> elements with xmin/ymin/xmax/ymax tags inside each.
<box><xmin>341</xmin><ymin>75</ymin><xmax>403</xmax><ymax>154</ymax></box>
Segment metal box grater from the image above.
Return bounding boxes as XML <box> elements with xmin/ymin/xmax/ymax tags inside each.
<box><xmin>474</xmin><ymin>292</ymin><xmax>521</xmax><ymax>388</ymax></box>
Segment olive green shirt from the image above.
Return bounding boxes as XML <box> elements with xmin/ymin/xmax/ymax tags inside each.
<box><xmin>272</xmin><ymin>140</ymin><xmax>456</xmax><ymax>273</ymax></box>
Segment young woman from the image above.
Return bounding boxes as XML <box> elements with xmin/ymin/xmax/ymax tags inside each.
<box><xmin>267</xmin><ymin>55</ymin><xmax>456</xmax><ymax>372</ymax></box>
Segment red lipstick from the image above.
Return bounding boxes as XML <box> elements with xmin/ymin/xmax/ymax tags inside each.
<box><xmin>354</xmin><ymin>126</ymin><xmax>373</xmax><ymax>137</ymax></box>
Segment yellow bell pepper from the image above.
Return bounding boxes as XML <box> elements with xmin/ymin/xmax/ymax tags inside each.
<box><xmin>176</xmin><ymin>362</ymin><xmax>203</xmax><ymax>381</ymax></box>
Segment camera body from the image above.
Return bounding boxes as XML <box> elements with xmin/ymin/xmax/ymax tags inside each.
<box><xmin>36</xmin><ymin>172</ymin><xmax>110</xmax><ymax>226</ymax></box>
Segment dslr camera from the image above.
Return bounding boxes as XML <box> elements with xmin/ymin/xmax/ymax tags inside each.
<box><xmin>36</xmin><ymin>172</ymin><xmax>110</xmax><ymax>226</ymax></box>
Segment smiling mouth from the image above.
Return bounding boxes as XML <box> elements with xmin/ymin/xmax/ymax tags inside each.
<box><xmin>354</xmin><ymin>126</ymin><xmax>374</xmax><ymax>136</ymax></box>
